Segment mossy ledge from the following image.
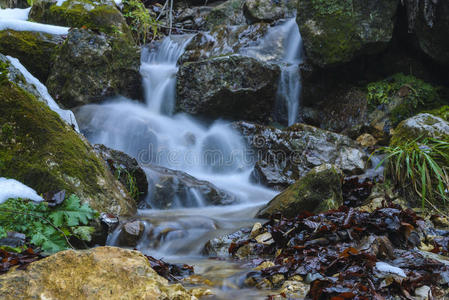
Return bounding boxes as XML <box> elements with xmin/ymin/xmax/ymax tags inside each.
<box><xmin>0</xmin><ymin>74</ymin><xmax>135</xmax><ymax>215</ymax></box>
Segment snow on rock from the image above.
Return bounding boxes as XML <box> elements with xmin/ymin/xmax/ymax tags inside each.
<box><xmin>375</xmin><ymin>262</ymin><xmax>407</xmax><ymax>278</ymax></box>
<box><xmin>0</xmin><ymin>178</ymin><xmax>44</xmax><ymax>204</ymax></box>
<box><xmin>6</xmin><ymin>56</ymin><xmax>80</xmax><ymax>132</ymax></box>
<box><xmin>0</xmin><ymin>8</ymin><xmax>69</xmax><ymax>35</ymax></box>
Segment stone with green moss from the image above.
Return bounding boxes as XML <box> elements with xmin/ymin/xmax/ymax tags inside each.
<box><xmin>257</xmin><ymin>164</ymin><xmax>343</xmax><ymax>218</ymax></box>
<box><xmin>244</xmin><ymin>0</ymin><xmax>296</xmax><ymax>23</ymax></box>
<box><xmin>29</xmin><ymin>0</ymin><xmax>132</xmax><ymax>39</ymax></box>
<box><xmin>425</xmin><ymin>105</ymin><xmax>449</xmax><ymax>122</ymax></box>
<box><xmin>0</xmin><ymin>30</ymin><xmax>63</xmax><ymax>82</ymax></box>
<box><xmin>297</xmin><ymin>0</ymin><xmax>400</xmax><ymax>67</ymax></box>
<box><xmin>390</xmin><ymin>113</ymin><xmax>449</xmax><ymax>145</ymax></box>
<box><xmin>205</xmin><ymin>0</ymin><xmax>246</xmax><ymax>30</ymax></box>
<box><xmin>46</xmin><ymin>28</ymin><xmax>142</xmax><ymax>108</ymax></box>
<box><xmin>0</xmin><ymin>54</ymin><xmax>136</xmax><ymax>216</ymax></box>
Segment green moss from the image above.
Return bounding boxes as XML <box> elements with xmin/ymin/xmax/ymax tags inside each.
<box><xmin>367</xmin><ymin>74</ymin><xmax>441</xmax><ymax>126</ymax></box>
<box><xmin>0</xmin><ymin>30</ymin><xmax>61</xmax><ymax>82</ymax></box>
<box><xmin>122</xmin><ymin>0</ymin><xmax>159</xmax><ymax>45</ymax></box>
<box><xmin>0</xmin><ymin>81</ymin><xmax>107</xmax><ymax>197</ymax></box>
<box><xmin>424</xmin><ymin>105</ymin><xmax>449</xmax><ymax>121</ymax></box>
<box><xmin>0</xmin><ymin>60</ymin><xmax>9</xmax><ymax>85</ymax></box>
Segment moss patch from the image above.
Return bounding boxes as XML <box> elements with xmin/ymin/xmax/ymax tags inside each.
<box><xmin>424</xmin><ymin>105</ymin><xmax>449</xmax><ymax>122</ymax></box>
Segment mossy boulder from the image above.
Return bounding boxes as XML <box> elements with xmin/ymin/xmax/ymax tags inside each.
<box><xmin>0</xmin><ymin>55</ymin><xmax>136</xmax><ymax>216</ymax></box>
<box><xmin>205</xmin><ymin>0</ymin><xmax>247</xmax><ymax>30</ymax></box>
<box><xmin>0</xmin><ymin>247</ymin><xmax>195</xmax><ymax>299</ymax></box>
<box><xmin>391</xmin><ymin>113</ymin><xmax>449</xmax><ymax>145</ymax></box>
<box><xmin>257</xmin><ymin>164</ymin><xmax>344</xmax><ymax>218</ymax></box>
<box><xmin>297</xmin><ymin>0</ymin><xmax>400</xmax><ymax>67</ymax></box>
<box><xmin>425</xmin><ymin>105</ymin><xmax>449</xmax><ymax>122</ymax></box>
<box><xmin>47</xmin><ymin>28</ymin><xmax>142</xmax><ymax>108</ymax></box>
<box><xmin>29</xmin><ymin>0</ymin><xmax>132</xmax><ymax>39</ymax></box>
<box><xmin>176</xmin><ymin>55</ymin><xmax>280</xmax><ymax>122</ymax></box>
<box><xmin>407</xmin><ymin>0</ymin><xmax>449</xmax><ymax>65</ymax></box>
<box><xmin>234</xmin><ymin>122</ymin><xmax>367</xmax><ymax>190</ymax></box>
<box><xmin>244</xmin><ymin>0</ymin><xmax>297</xmax><ymax>23</ymax></box>
<box><xmin>0</xmin><ymin>30</ymin><xmax>63</xmax><ymax>82</ymax></box>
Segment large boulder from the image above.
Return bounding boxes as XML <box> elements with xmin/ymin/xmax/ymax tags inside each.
<box><xmin>47</xmin><ymin>28</ymin><xmax>142</xmax><ymax>108</ymax></box>
<box><xmin>234</xmin><ymin>122</ymin><xmax>367</xmax><ymax>190</ymax></box>
<box><xmin>94</xmin><ymin>144</ymin><xmax>149</xmax><ymax>203</ymax></box>
<box><xmin>391</xmin><ymin>113</ymin><xmax>449</xmax><ymax>145</ymax></box>
<box><xmin>257</xmin><ymin>164</ymin><xmax>344</xmax><ymax>218</ymax></box>
<box><xmin>0</xmin><ymin>30</ymin><xmax>63</xmax><ymax>82</ymax></box>
<box><xmin>407</xmin><ymin>0</ymin><xmax>449</xmax><ymax>65</ymax></box>
<box><xmin>0</xmin><ymin>55</ymin><xmax>135</xmax><ymax>216</ymax></box>
<box><xmin>176</xmin><ymin>55</ymin><xmax>280</xmax><ymax>122</ymax></box>
<box><xmin>244</xmin><ymin>0</ymin><xmax>297</xmax><ymax>23</ymax></box>
<box><xmin>297</xmin><ymin>0</ymin><xmax>400</xmax><ymax>67</ymax></box>
<box><xmin>205</xmin><ymin>0</ymin><xmax>247</xmax><ymax>30</ymax></box>
<box><xmin>0</xmin><ymin>247</ymin><xmax>195</xmax><ymax>299</ymax></box>
<box><xmin>29</xmin><ymin>0</ymin><xmax>132</xmax><ymax>38</ymax></box>
<box><xmin>145</xmin><ymin>164</ymin><xmax>237</xmax><ymax>209</ymax></box>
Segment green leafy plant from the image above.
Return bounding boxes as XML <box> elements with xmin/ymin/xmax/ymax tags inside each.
<box><xmin>373</xmin><ymin>138</ymin><xmax>449</xmax><ymax>208</ymax></box>
<box><xmin>0</xmin><ymin>195</ymin><xmax>98</xmax><ymax>253</ymax></box>
<box><xmin>122</xmin><ymin>0</ymin><xmax>159</xmax><ymax>45</ymax></box>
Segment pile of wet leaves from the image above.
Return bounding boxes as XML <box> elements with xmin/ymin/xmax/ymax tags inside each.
<box><xmin>0</xmin><ymin>247</ymin><xmax>43</xmax><ymax>274</ymax></box>
<box><xmin>230</xmin><ymin>205</ymin><xmax>449</xmax><ymax>299</ymax></box>
<box><xmin>145</xmin><ymin>254</ymin><xmax>194</xmax><ymax>282</ymax></box>
<box><xmin>342</xmin><ymin>176</ymin><xmax>377</xmax><ymax>207</ymax></box>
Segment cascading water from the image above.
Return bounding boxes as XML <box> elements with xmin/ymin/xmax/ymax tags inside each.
<box><xmin>241</xmin><ymin>18</ymin><xmax>303</xmax><ymax>125</ymax></box>
<box><xmin>75</xmin><ymin>19</ymin><xmax>301</xmax><ymax>298</ymax></box>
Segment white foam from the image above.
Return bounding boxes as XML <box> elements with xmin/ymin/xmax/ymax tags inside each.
<box><xmin>6</xmin><ymin>56</ymin><xmax>80</xmax><ymax>132</ymax></box>
<box><xmin>0</xmin><ymin>178</ymin><xmax>44</xmax><ymax>204</ymax></box>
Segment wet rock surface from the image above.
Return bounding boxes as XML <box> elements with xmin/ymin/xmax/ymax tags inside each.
<box><xmin>234</xmin><ymin>121</ymin><xmax>367</xmax><ymax>190</ymax></box>
<box><xmin>94</xmin><ymin>144</ymin><xmax>149</xmax><ymax>202</ymax></box>
<box><xmin>244</xmin><ymin>0</ymin><xmax>296</xmax><ymax>24</ymax></box>
<box><xmin>47</xmin><ymin>28</ymin><xmax>142</xmax><ymax>108</ymax></box>
<box><xmin>257</xmin><ymin>164</ymin><xmax>344</xmax><ymax>218</ymax></box>
<box><xmin>144</xmin><ymin>164</ymin><xmax>238</xmax><ymax>209</ymax></box>
<box><xmin>391</xmin><ymin>113</ymin><xmax>449</xmax><ymax>144</ymax></box>
<box><xmin>176</xmin><ymin>55</ymin><xmax>280</xmax><ymax>122</ymax></box>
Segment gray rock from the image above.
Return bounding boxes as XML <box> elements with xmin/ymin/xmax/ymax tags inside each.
<box><xmin>47</xmin><ymin>28</ymin><xmax>142</xmax><ymax>108</ymax></box>
<box><xmin>391</xmin><ymin>113</ymin><xmax>449</xmax><ymax>144</ymax></box>
<box><xmin>256</xmin><ymin>164</ymin><xmax>344</xmax><ymax>218</ymax></box>
<box><xmin>176</xmin><ymin>55</ymin><xmax>280</xmax><ymax>122</ymax></box>
<box><xmin>234</xmin><ymin>121</ymin><xmax>367</xmax><ymax>190</ymax></box>
<box><xmin>144</xmin><ymin>164</ymin><xmax>238</xmax><ymax>209</ymax></box>
<box><xmin>203</xmin><ymin>228</ymin><xmax>250</xmax><ymax>257</ymax></box>
<box><xmin>117</xmin><ymin>220</ymin><xmax>145</xmax><ymax>247</ymax></box>
<box><xmin>204</xmin><ymin>0</ymin><xmax>247</xmax><ymax>30</ymax></box>
<box><xmin>244</xmin><ymin>0</ymin><xmax>297</xmax><ymax>23</ymax></box>
<box><xmin>94</xmin><ymin>144</ymin><xmax>149</xmax><ymax>202</ymax></box>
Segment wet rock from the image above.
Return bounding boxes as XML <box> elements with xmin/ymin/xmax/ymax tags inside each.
<box><xmin>0</xmin><ymin>0</ymin><xmax>28</xmax><ymax>8</ymax></box>
<box><xmin>94</xmin><ymin>144</ymin><xmax>148</xmax><ymax>202</ymax></box>
<box><xmin>0</xmin><ymin>247</ymin><xmax>195</xmax><ymax>299</ymax></box>
<box><xmin>179</xmin><ymin>23</ymin><xmax>269</xmax><ymax>64</ymax></box>
<box><xmin>391</xmin><ymin>113</ymin><xmax>449</xmax><ymax>145</ymax></box>
<box><xmin>0</xmin><ymin>232</ymin><xmax>26</xmax><ymax>248</ymax></box>
<box><xmin>176</xmin><ymin>55</ymin><xmax>279</xmax><ymax>122</ymax></box>
<box><xmin>205</xmin><ymin>0</ymin><xmax>246</xmax><ymax>30</ymax></box>
<box><xmin>47</xmin><ymin>28</ymin><xmax>142</xmax><ymax>108</ymax></box>
<box><xmin>118</xmin><ymin>220</ymin><xmax>145</xmax><ymax>247</ymax></box>
<box><xmin>30</xmin><ymin>0</ymin><xmax>132</xmax><ymax>38</ymax></box>
<box><xmin>174</xmin><ymin>6</ymin><xmax>213</xmax><ymax>31</ymax></box>
<box><xmin>145</xmin><ymin>164</ymin><xmax>237</xmax><ymax>209</ymax></box>
<box><xmin>257</xmin><ymin>164</ymin><xmax>344</xmax><ymax>218</ymax></box>
<box><xmin>0</xmin><ymin>55</ymin><xmax>136</xmax><ymax>216</ymax></box>
<box><xmin>297</xmin><ymin>0</ymin><xmax>400</xmax><ymax>67</ymax></box>
<box><xmin>203</xmin><ymin>228</ymin><xmax>250</xmax><ymax>257</ymax></box>
<box><xmin>244</xmin><ymin>0</ymin><xmax>296</xmax><ymax>23</ymax></box>
<box><xmin>234</xmin><ymin>121</ymin><xmax>367</xmax><ymax>190</ymax></box>
<box><xmin>0</xmin><ymin>30</ymin><xmax>63</xmax><ymax>82</ymax></box>
<box><xmin>281</xmin><ymin>280</ymin><xmax>310</xmax><ymax>298</ymax></box>
<box><xmin>356</xmin><ymin>133</ymin><xmax>377</xmax><ymax>148</ymax></box>
<box><xmin>407</xmin><ymin>0</ymin><xmax>449</xmax><ymax>65</ymax></box>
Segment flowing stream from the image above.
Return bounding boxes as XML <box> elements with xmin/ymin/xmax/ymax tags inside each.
<box><xmin>75</xmin><ymin>18</ymin><xmax>303</xmax><ymax>298</ymax></box>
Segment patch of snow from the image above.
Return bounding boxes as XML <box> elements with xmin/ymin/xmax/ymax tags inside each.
<box><xmin>0</xmin><ymin>7</ymin><xmax>30</xmax><ymax>20</ymax></box>
<box><xmin>0</xmin><ymin>19</ymin><xmax>69</xmax><ymax>35</ymax></box>
<box><xmin>55</xmin><ymin>0</ymin><xmax>68</xmax><ymax>6</ymax></box>
<box><xmin>375</xmin><ymin>262</ymin><xmax>407</xmax><ymax>278</ymax></box>
<box><xmin>114</xmin><ymin>0</ymin><xmax>122</xmax><ymax>7</ymax></box>
<box><xmin>0</xmin><ymin>178</ymin><xmax>44</xmax><ymax>204</ymax></box>
<box><xmin>6</xmin><ymin>56</ymin><xmax>80</xmax><ymax>132</ymax></box>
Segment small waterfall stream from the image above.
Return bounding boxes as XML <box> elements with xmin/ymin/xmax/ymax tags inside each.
<box><xmin>75</xmin><ymin>18</ymin><xmax>301</xmax><ymax>298</ymax></box>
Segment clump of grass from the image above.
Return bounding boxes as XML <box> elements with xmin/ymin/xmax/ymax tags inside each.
<box><xmin>374</xmin><ymin>137</ymin><xmax>449</xmax><ymax>209</ymax></box>
<box><xmin>115</xmin><ymin>166</ymin><xmax>140</xmax><ymax>201</ymax></box>
<box><xmin>122</xmin><ymin>0</ymin><xmax>159</xmax><ymax>45</ymax></box>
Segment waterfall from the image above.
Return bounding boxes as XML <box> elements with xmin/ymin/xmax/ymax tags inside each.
<box><xmin>241</xmin><ymin>18</ymin><xmax>303</xmax><ymax>125</ymax></box>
